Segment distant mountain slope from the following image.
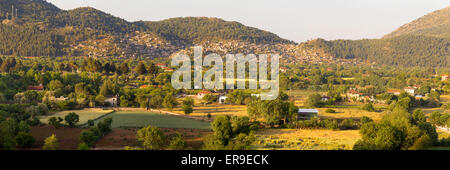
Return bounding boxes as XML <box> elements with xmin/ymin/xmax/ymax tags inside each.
<box><xmin>308</xmin><ymin>35</ymin><xmax>449</xmax><ymax>67</ymax></box>
<box><xmin>384</xmin><ymin>6</ymin><xmax>450</xmax><ymax>39</ymax></box>
<box><xmin>54</xmin><ymin>7</ymin><xmax>139</xmax><ymax>34</ymax></box>
<box><xmin>137</xmin><ymin>17</ymin><xmax>293</xmax><ymax>45</ymax></box>
<box><xmin>0</xmin><ymin>0</ymin><xmax>61</xmax><ymax>24</ymax></box>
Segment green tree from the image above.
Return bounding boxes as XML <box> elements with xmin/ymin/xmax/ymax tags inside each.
<box><xmin>136</xmin><ymin>62</ymin><xmax>147</xmax><ymax>75</ymax></box>
<box><xmin>15</xmin><ymin>132</ymin><xmax>35</xmax><ymax>148</ymax></box>
<box><xmin>49</xmin><ymin>117</ymin><xmax>63</xmax><ymax>128</ymax></box>
<box><xmin>306</xmin><ymin>93</ymin><xmax>322</xmax><ymax>108</ymax></box>
<box><xmin>412</xmin><ymin>109</ymin><xmax>427</xmax><ymax>124</ymax></box>
<box><xmin>168</xmin><ymin>133</ymin><xmax>186</xmax><ymax>150</ymax></box>
<box><xmin>64</xmin><ymin>112</ymin><xmax>80</xmax><ymax>127</ymax></box>
<box><xmin>361</xmin><ymin>102</ymin><xmax>375</xmax><ymax>112</ymax></box>
<box><xmin>163</xmin><ymin>94</ymin><xmax>178</xmax><ymax>111</ymax></box>
<box><xmin>137</xmin><ymin>126</ymin><xmax>165</xmax><ymax>150</ymax></box>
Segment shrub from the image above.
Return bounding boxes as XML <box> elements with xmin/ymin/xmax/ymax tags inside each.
<box><xmin>79</xmin><ymin>130</ymin><xmax>99</xmax><ymax>147</ymax></box>
<box><xmin>168</xmin><ymin>134</ymin><xmax>186</xmax><ymax>150</ymax></box>
<box><xmin>340</xmin><ymin>119</ymin><xmax>355</xmax><ymax>130</ymax></box>
<box><xmin>64</xmin><ymin>112</ymin><xmax>79</xmax><ymax>127</ymax></box>
<box><xmin>182</xmin><ymin>105</ymin><xmax>193</xmax><ymax>115</ymax></box>
<box><xmin>361</xmin><ymin>103</ymin><xmax>375</xmax><ymax>112</ymax></box>
<box><xmin>137</xmin><ymin>126</ymin><xmax>165</xmax><ymax>150</ymax></box>
<box><xmin>43</xmin><ymin>134</ymin><xmax>58</xmax><ymax>150</ymax></box>
<box><xmin>49</xmin><ymin>117</ymin><xmax>63</xmax><ymax>128</ymax></box>
<box><xmin>325</xmin><ymin>109</ymin><xmax>336</xmax><ymax>113</ymax></box>
<box><xmin>15</xmin><ymin>132</ymin><xmax>35</xmax><ymax>148</ymax></box>
<box><xmin>78</xmin><ymin>142</ymin><xmax>90</xmax><ymax>150</ymax></box>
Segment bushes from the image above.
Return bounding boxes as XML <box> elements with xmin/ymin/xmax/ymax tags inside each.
<box><xmin>64</xmin><ymin>112</ymin><xmax>79</xmax><ymax>127</ymax></box>
<box><xmin>290</xmin><ymin>118</ymin><xmax>360</xmax><ymax>130</ymax></box>
<box><xmin>325</xmin><ymin>109</ymin><xmax>336</xmax><ymax>113</ymax></box>
<box><xmin>43</xmin><ymin>134</ymin><xmax>58</xmax><ymax>150</ymax></box>
<box><xmin>49</xmin><ymin>117</ymin><xmax>63</xmax><ymax>128</ymax></box>
<box><xmin>137</xmin><ymin>126</ymin><xmax>165</xmax><ymax>150</ymax></box>
<box><xmin>361</xmin><ymin>103</ymin><xmax>375</xmax><ymax>112</ymax></box>
<box><xmin>79</xmin><ymin>117</ymin><xmax>113</xmax><ymax>147</ymax></box>
<box><xmin>202</xmin><ymin>115</ymin><xmax>255</xmax><ymax>150</ymax></box>
<box><xmin>354</xmin><ymin>108</ymin><xmax>439</xmax><ymax>150</ymax></box>
<box><xmin>168</xmin><ymin>133</ymin><xmax>186</xmax><ymax>150</ymax></box>
<box><xmin>182</xmin><ymin>97</ymin><xmax>194</xmax><ymax>115</ymax></box>
<box><xmin>15</xmin><ymin>132</ymin><xmax>35</xmax><ymax>148</ymax></box>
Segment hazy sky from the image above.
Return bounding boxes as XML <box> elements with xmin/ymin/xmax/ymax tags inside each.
<box><xmin>47</xmin><ymin>0</ymin><xmax>449</xmax><ymax>43</ymax></box>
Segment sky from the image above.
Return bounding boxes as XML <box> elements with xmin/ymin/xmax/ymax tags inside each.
<box><xmin>47</xmin><ymin>0</ymin><xmax>449</xmax><ymax>43</ymax></box>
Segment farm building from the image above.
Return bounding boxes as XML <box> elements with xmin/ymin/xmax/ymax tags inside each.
<box><xmin>404</xmin><ymin>87</ymin><xmax>415</xmax><ymax>96</ymax></box>
<box><xmin>218</xmin><ymin>96</ymin><xmax>227</xmax><ymax>104</ymax></box>
<box><xmin>297</xmin><ymin>109</ymin><xmax>319</xmax><ymax>120</ymax></box>
<box><xmin>442</xmin><ymin>74</ymin><xmax>450</xmax><ymax>81</ymax></box>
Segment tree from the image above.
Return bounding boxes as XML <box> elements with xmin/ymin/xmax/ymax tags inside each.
<box><xmin>163</xmin><ymin>94</ymin><xmax>178</xmax><ymax>111</ymax></box>
<box><xmin>64</xmin><ymin>112</ymin><xmax>79</xmax><ymax>127</ymax></box>
<box><xmin>412</xmin><ymin>109</ymin><xmax>427</xmax><ymax>124</ymax></box>
<box><xmin>211</xmin><ymin>116</ymin><xmax>233</xmax><ymax>144</ymax></box>
<box><xmin>306</xmin><ymin>93</ymin><xmax>322</xmax><ymax>108</ymax></box>
<box><xmin>182</xmin><ymin>104</ymin><xmax>193</xmax><ymax>115</ymax></box>
<box><xmin>18</xmin><ymin>121</ymin><xmax>30</xmax><ymax>133</ymax></box>
<box><xmin>97</xmin><ymin>117</ymin><xmax>113</xmax><ymax>134</ymax></box>
<box><xmin>15</xmin><ymin>132</ymin><xmax>35</xmax><ymax>148</ymax></box>
<box><xmin>49</xmin><ymin>117</ymin><xmax>63</xmax><ymax>128</ymax></box>
<box><xmin>79</xmin><ymin>129</ymin><xmax>99</xmax><ymax>147</ymax></box>
<box><xmin>43</xmin><ymin>134</ymin><xmax>58</xmax><ymax>150</ymax></box>
<box><xmin>168</xmin><ymin>133</ymin><xmax>186</xmax><ymax>150</ymax></box>
<box><xmin>137</xmin><ymin>126</ymin><xmax>165</xmax><ymax>150</ymax></box>
<box><xmin>149</xmin><ymin>95</ymin><xmax>163</xmax><ymax>109</ymax></box>
<box><xmin>182</xmin><ymin>97</ymin><xmax>194</xmax><ymax>115</ymax></box>
<box><xmin>136</xmin><ymin>62</ymin><xmax>147</xmax><ymax>75</ymax></box>
<box><xmin>119</xmin><ymin>62</ymin><xmax>129</xmax><ymax>74</ymax></box>
<box><xmin>148</xmin><ymin>63</ymin><xmax>159</xmax><ymax>78</ymax></box>
<box><xmin>361</xmin><ymin>102</ymin><xmax>375</xmax><ymax>112</ymax></box>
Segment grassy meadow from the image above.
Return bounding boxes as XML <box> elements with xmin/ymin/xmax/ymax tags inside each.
<box><xmin>254</xmin><ymin>129</ymin><xmax>360</xmax><ymax>150</ymax></box>
<box><xmin>39</xmin><ymin>109</ymin><xmax>114</xmax><ymax>125</ymax></box>
<box><xmin>94</xmin><ymin>111</ymin><xmax>211</xmax><ymax>129</ymax></box>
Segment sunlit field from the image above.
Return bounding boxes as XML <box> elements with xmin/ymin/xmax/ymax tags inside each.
<box><xmin>94</xmin><ymin>111</ymin><xmax>211</xmax><ymax>129</ymax></box>
<box><xmin>39</xmin><ymin>109</ymin><xmax>114</xmax><ymax>126</ymax></box>
<box><xmin>317</xmin><ymin>108</ymin><xmax>385</xmax><ymax>121</ymax></box>
<box><xmin>254</xmin><ymin>129</ymin><xmax>360</xmax><ymax>150</ymax></box>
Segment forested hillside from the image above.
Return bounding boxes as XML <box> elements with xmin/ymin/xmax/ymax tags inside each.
<box><xmin>137</xmin><ymin>17</ymin><xmax>293</xmax><ymax>44</ymax></box>
<box><xmin>309</xmin><ymin>35</ymin><xmax>449</xmax><ymax>67</ymax></box>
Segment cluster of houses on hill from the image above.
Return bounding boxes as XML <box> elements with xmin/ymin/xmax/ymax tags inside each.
<box><xmin>345</xmin><ymin>85</ymin><xmax>430</xmax><ymax>103</ymax></box>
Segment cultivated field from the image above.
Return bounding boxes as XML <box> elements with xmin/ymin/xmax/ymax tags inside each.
<box><xmin>94</xmin><ymin>111</ymin><xmax>211</xmax><ymax>129</ymax></box>
<box><xmin>31</xmin><ymin>126</ymin><xmax>83</xmax><ymax>150</ymax></box>
<box><xmin>167</xmin><ymin>102</ymin><xmax>248</xmax><ymax>119</ymax></box>
<box><xmin>254</xmin><ymin>129</ymin><xmax>361</xmax><ymax>150</ymax></box>
<box><xmin>416</xmin><ymin>95</ymin><xmax>450</xmax><ymax>115</ymax></box>
<box><xmin>317</xmin><ymin>108</ymin><xmax>385</xmax><ymax>121</ymax></box>
<box><xmin>39</xmin><ymin>109</ymin><xmax>114</xmax><ymax>125</ymax></box>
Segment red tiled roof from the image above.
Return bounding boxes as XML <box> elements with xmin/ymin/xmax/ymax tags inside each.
<box><xmin>198</xmin><ymin>90</ymin><xmax>212</xmax><ymax>94</ymax></box>
<box><xmin>27</xmin><ymin>85</ymin><xmax>44</xmax><ymax>91</ymax></box>
<box><xmin>387</xmin><ymin>89</ymin><xmax>401</xmax><ymax>93</ymax></box>
<box><xmin>348</xmin><ymin>90</ymin><xmax>359</xmax><ymax>94</ymax></box>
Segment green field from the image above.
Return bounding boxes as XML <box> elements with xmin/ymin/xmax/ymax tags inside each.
<box><xmin>40</xmin><ymin>109</ymin><xmax>114</xmax><ymax>125</ymax></box>
<box><xmin>94</xmin><ymin>111</ymin><xmax>211</xmax><ymax>129</ymax></box>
